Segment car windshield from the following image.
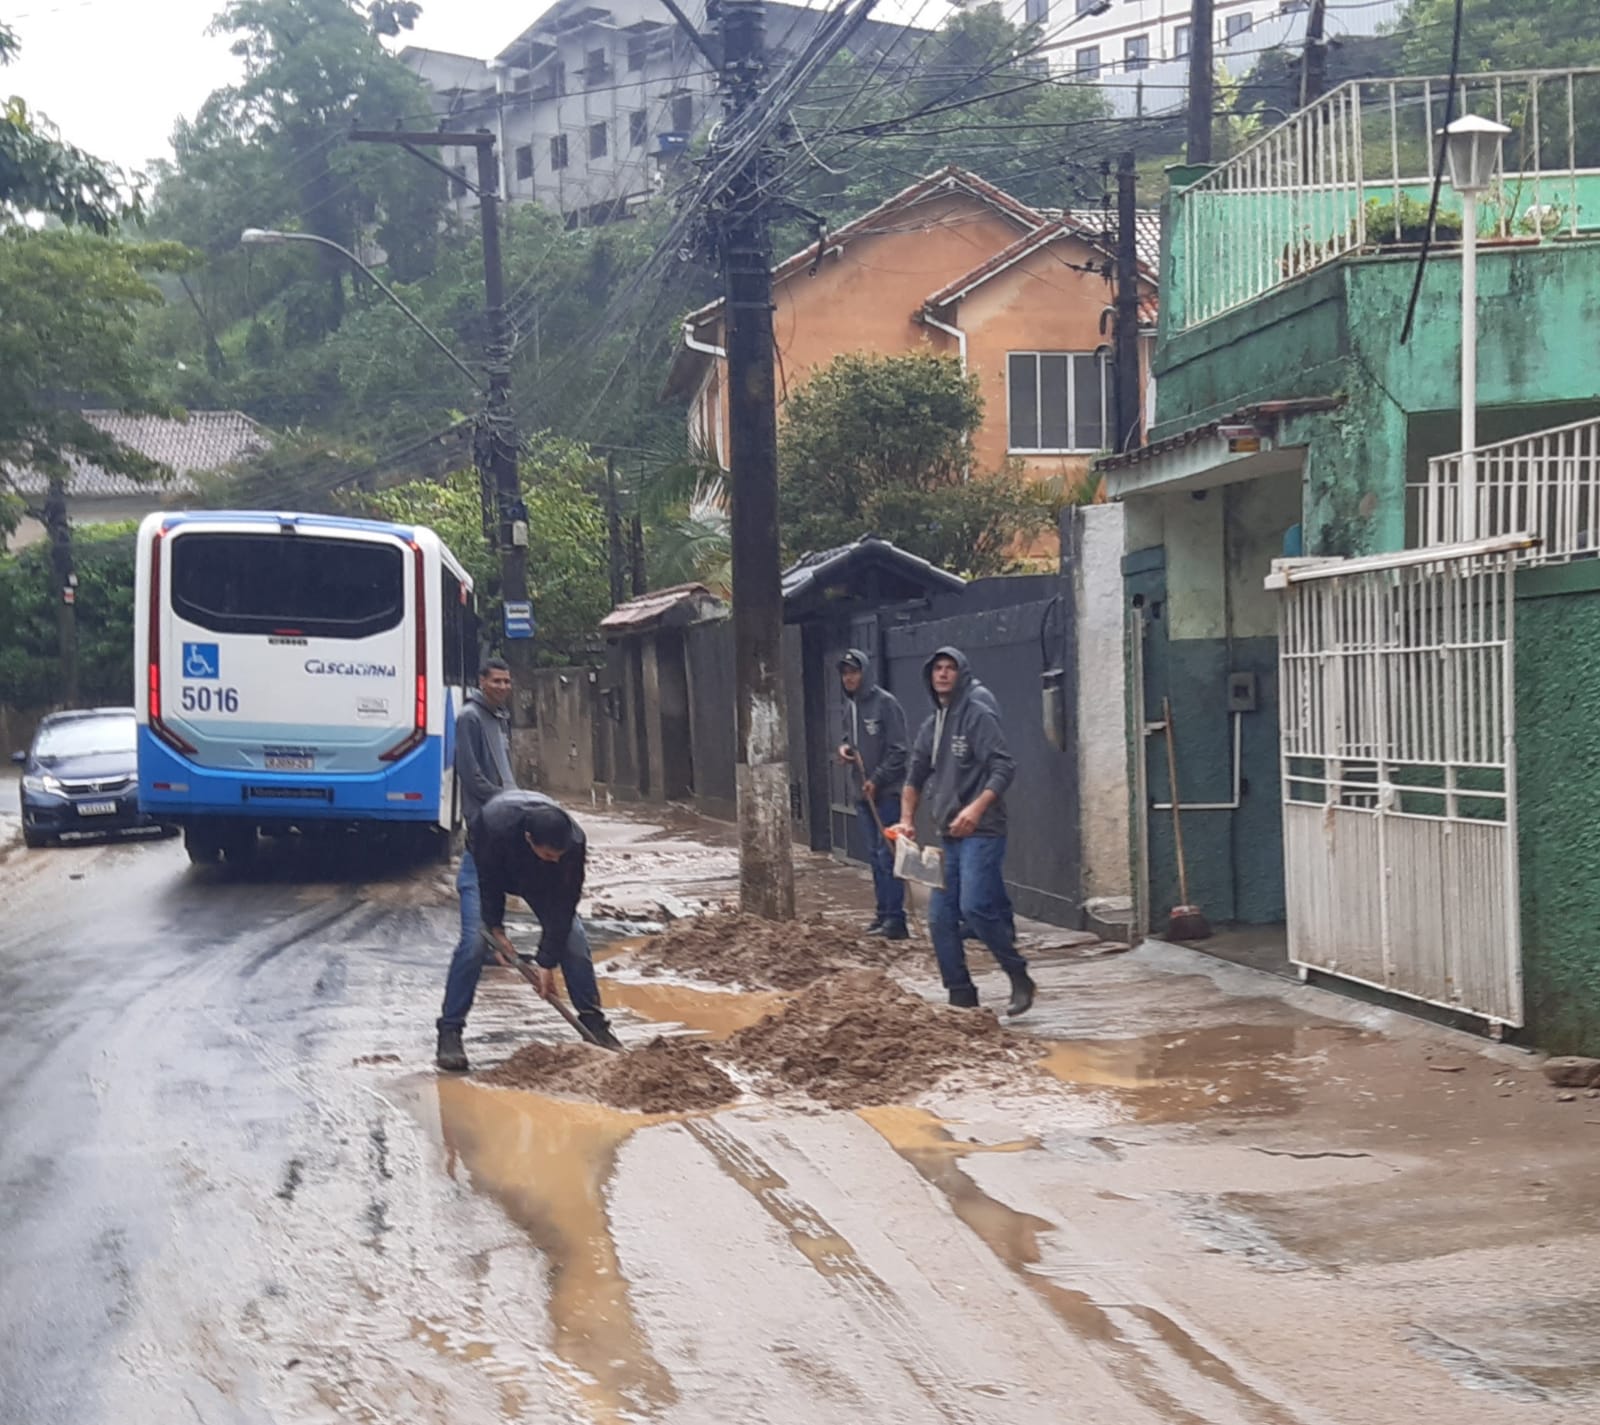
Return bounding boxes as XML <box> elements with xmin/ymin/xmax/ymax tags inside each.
<box><xmin>33</xmin><ymin>716</ymin><xmax>136</xmax><ymax>761</ymax></box>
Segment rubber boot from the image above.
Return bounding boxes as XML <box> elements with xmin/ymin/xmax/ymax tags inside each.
<box><xmin>867</xmin><ymin>918</ymin><xmax>908</xmax><ymax>941</ymax></box>
<box><xmin>436</xmin><ymin>1027</ymin><xmax>469</xmax><ymax>1073</ymax></box>
<box><xmin>863</xmin><ymin>915</ymin><xmax>885</xmax><ymax>934</ymax></box>
<box><xmin>947</xmin><ymin>984</ymin><xmax>980</xmax><ymax>1009</ymax></box>
<box><xmin>1005</xmin><ymin>970</ymin><xmax>1037</xmax><ymax>1018</ymax></box>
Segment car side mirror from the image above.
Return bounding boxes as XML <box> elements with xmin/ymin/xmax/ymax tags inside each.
<box><xmin>10</xmin><ymin>751</ymin><xmax>26</xmax><ymax>765</ymax></box>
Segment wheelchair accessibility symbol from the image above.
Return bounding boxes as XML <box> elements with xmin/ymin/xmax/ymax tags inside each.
<box><xmin>183</xmin><ymin>642</ymin><xmax>220</xmax><ymax>679</ymax></box>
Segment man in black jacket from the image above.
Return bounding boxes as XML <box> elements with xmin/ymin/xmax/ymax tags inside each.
<box><xmin>437</xmin><ymin>790</ymin><xmax>622</xmax><ymax>1070</ymax></box>
<box><xmin>836</xmin><ymin>649</ymin><xmax>909</xmax><ymax>939</ymax></box>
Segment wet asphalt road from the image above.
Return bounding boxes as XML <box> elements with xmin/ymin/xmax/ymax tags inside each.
<box><xmin>3</xmin><ymin>821</ymin><xmax>1599</xmax><ymax>1425</ymax></box>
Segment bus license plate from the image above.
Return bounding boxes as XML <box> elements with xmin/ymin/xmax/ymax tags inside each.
<box><xmin>266</xmin><ymin>754</ymin><xmax>314</xmax><ymax>772</ymax></box>
<box><xmin>78</xmin><ymin>801</ymin><xmax>117</xmax><ymax>817</ymax></box>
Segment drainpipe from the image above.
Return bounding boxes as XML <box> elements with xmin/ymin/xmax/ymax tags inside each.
<box><xmin>919</xmin><ymin>308</ymin><xmax>966</xmax><ymax>370</ymax></box>
<box><xmin>682</xmin><ymin>318</ymin><xmax>725</xmax><ymax>359</ymax></box>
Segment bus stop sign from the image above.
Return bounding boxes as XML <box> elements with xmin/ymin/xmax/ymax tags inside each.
<box><xmin>503</xmin><ymin>600</ymin><xmax>535</xmax><ymax>640</ymax></box>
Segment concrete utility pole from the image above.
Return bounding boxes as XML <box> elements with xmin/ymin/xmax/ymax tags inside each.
<box><xmin>1300</xmin><ymin>0</ymin><xmax>1329</xmax><ymax>108</ymax></box>
<box><xmin>350</xmin><ymin>129</ymin><xmax>533</xmax><ymax>754</ymax></box>
<box><xmin>1114</xmin><ymin>150</ymin><xmax>1143</xmax><ymax>454</ymax></box>
<box><xmin>709</xmin><ymin>0</ymin><xmax>797</xmax><ymax>920</ymax></box>
<box><xmin>605</xmin><ymin>452</ymin><xmax>627</xmax><ymax>608</ymax></box>
<box><xmin>1188</xmin><ymin>0</ymin><xmax>1215</xmax><ymax>164</ymax></box>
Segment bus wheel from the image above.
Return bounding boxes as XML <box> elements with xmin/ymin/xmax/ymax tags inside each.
<box><xmin>184</xmin><ymin>828</ymin><xmax>222</xmax><ymax>865</ymax></box>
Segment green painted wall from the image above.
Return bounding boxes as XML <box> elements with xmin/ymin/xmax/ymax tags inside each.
<box><xmin>1515</xmin><ymin>560</ymin><xmax>1600</xmax><ymax>1054</ymax></box>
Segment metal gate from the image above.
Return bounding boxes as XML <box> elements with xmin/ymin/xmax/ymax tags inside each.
<box><xmin>1274</xmin><ymin>546</ymin><xmax>1522</xmax><ymax>1026</ymax></box>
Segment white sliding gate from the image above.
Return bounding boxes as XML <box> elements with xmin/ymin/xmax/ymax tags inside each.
<box><xmin>1273</xmin><ymin>542</ymin><xmax>1523</xmax><ymax>1026</ymax></box>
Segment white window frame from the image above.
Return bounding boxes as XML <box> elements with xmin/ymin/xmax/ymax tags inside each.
<box><xmin>1173</xmin><ymin>22</ymin><xmax>1191</xmax><ymax>59</ymax></box>
<box><xmin>1006</xmin><ymin>351</ymin><xmax>1110</xmax><ymax>456</ymax></box>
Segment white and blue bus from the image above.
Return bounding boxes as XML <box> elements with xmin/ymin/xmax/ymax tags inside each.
<box><xmin>134</xmin><ymin>511</ymin><xmax>478</xmax><ymax>864</ymax></box>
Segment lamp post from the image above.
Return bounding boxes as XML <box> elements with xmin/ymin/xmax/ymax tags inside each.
<box><xmin>1440</xmin><ymin>115</ymin><xmax>1510</xmax><ymax>540</ymax></box>
<box><xmin>239</xmin><ymin>228</ymin><xmax>482</xmax><ymax>392</ymax></box>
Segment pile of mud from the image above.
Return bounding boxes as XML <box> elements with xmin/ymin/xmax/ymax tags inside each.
<box><xmin>621</xmin><ymin>912</ymin><xmax>912</xmax><ymax>990</ymax></box>
<box><xmin>479</xmin><ymin>1037</ymin><xmax>737</xmax><ymax>1114</ymax></box>
<box><xmin>723</xmin><ymin>969</ymin><xmax>1033</xmax><ymax>1109</ymax></box>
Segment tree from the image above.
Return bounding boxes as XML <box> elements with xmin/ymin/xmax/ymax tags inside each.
<box><xmin>777</xmin><ymin>352</ymin><xmax>1050</xmax><ymax>576</ymax></box>
<box><xmin>364</xmin><ymin>434</ymin><xmax>610</xmax><ymax>663</ymax></box>
<box><xmin>0</xmin><ymin>21</ymin><xmax>135</xmax><ymax>232</ymax></box>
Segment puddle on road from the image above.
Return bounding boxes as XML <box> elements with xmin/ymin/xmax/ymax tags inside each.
<box><xmin>431</xmin><ymin>1077</ymin><xmax>678</xmax><ymax>1424</ymax></box>
<box><xmin>1040</xmin><ymin>1022</ymin><xmax>1365</xmax><ymax>1122</ymax></box>
<box><xmin>863</xmin><ymin>1106</ymin><xmax>1300</xmax><ymax>1425</ymax></box>
<box><xmin>602</xmin><ymin>978</ymin><xmax>783</xmax><ymax>1039</ymax></box>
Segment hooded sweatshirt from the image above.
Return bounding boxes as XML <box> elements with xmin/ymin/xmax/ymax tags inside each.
<box><xmin>456</xmin><ymin>687</ymin><xmax>515</xmax><ymax>828</ymax></box>
<box><xmin>906</xmin><ymin>645</ymin><xmax>1015</xmax><ymax>838</ymax></box>
<box><xmin>473</xmin><ymin>790</ymin><xmax>587</xmax><ymax>968</ymax></box>
<box><xmin>838</xmin><ymin>649</ymin><xmax>908</xmax><ymax>800</ymax></box>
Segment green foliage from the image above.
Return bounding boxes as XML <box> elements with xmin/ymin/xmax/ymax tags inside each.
<box><xmin>0</xmin><ymin>22</ymin><xmax>136</xmax><ymax>232</ymax></box>
<box><xmin>1363</xmin><ymin>193</ymin><xmax>1463</xmax><ymax>245</ymax></box>
<box><xmin>0</xmin><ymin>230</ymin><xmax>193</xmax><ymax>524</ymax></box>
<box><xmin>364</xmin><ymin>434</ymin><xmax>610</xmax><ymax>663</ymax></box>
<box><xmin>0</xmin><ymin>523</ymin><xmax>138</xmax><ymax>707</ymax></box>
<box><xmin>778</xmin><ymin>351</ymin><xmax>1049</xmax><ymax>577</ymax></box>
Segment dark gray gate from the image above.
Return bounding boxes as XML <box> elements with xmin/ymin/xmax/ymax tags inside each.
<box><xmin>884</xmin><ymin>599</ymin><xmax>1082</xmax><ymax>926</ymax></box>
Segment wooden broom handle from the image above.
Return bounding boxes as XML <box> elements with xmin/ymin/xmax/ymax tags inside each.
<box><xmin>1162</xmin><ymin>697</ymin><xmax>1192</xmax><ymax>906</ymax></box>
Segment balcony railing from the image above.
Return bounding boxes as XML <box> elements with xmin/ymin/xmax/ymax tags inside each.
<box><xmin>1173</xmin><ymin>68</ymin><xmax>1600</xmax><ymax>331</ymax></box>
<box><xmin>1411</xmin><ymin>415</ymin><xmax>1600</xmax><ymax>563</ymax></box>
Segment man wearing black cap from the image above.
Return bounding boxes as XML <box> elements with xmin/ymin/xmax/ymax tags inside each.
<box><xmin>436</xmin><ymin>789</ymin><xmax>621</xmax><ymax>1070</ymax></box>
<box><xmin>836</xmin><ymin>648</ymin><xmax>909</xmax><ymax>940</ymax></box>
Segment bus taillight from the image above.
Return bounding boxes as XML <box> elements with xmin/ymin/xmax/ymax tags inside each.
<box><xmin>380</xmin><ymin>540</ymin><xmax>428</xmax><ymax>763</ymax></box>
<box><xmin>147</xmin><ymin>527</ymin><xmax>197</xmax><ymax>755</ymax></box>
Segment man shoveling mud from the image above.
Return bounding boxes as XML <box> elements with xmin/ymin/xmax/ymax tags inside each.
<box><xmin>895</xmin><ymin>646</ymin><xmax>1036</xmax><ymax>1017</ymax></box>
<box><xmin>836</xmin><ymin>649</ymin><xmax>909</xmax><ymax>941</ymax></box>
<box><xmin>436</xmin><ymin>790</ymin><xmax>623</xmax><ymax>1070</ymax></box>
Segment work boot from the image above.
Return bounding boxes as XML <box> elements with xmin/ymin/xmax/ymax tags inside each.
<box><xmin>947</xmin><ymin>984</ymin><xmax>980</xmax><ymax>1009</ymax></box>
<box><xmin>867</xmin><ymin>918</ymin><xmax>909</xmax><ymax>941</ymax></box>
<box><xmin>1005</xmin><ymin>970</ymin><xmax>1037</xmax><ymax>1018</ymax></box>
<box><xmin>863</xmin><ymin>915</ymin><xmax>885</xmax><ymax>934</ymax></box>
<box><xmin>436</xmin><ymin>1027</ymin><xmax>469</xmax><ymax>1073</ymax></box>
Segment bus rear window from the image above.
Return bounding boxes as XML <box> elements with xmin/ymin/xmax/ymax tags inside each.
<box><xmin>171</xmin><ymin>533</ymin><xmax>405</xmax><ymax>640</ymax></box>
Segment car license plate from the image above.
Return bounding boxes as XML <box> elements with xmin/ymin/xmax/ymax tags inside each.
<box><xmin>265</xmin><ymin>754</ymin><xmax>314</xmax><ymax>771</ymax></box>
<box><xmin>78</xmin><ymin>801</ymin><xmax>117</xmax><ymax>817</ymax></box>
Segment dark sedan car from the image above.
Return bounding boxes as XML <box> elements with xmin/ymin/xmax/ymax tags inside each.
<box><xmin>12</xmin><ymin>708</ymin><xmax>169</xmax><ymax>849</ymax></box>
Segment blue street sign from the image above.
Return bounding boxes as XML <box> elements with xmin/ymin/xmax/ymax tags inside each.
<box><xmin>503</xmin><ymin>600</ymin><xmax>535</xmax><ymax>640</ymax></box>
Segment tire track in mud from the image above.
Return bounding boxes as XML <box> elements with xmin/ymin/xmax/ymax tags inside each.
<box><xmin>684</xmin><ymin>1116</ymin><xmax>993</xmax><ymax>1425</ymax></box>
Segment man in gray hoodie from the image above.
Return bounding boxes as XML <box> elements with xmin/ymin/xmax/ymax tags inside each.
<box><xmin>895</xmin><ymin>646</ymin><xmax>1036</xmax><ymax>1017</ymax></box>
<box><xmin>836</xmin><ymin>649</ymin><xmax>909</xmax><ymax>939</ymax></box>
<box><xmin>437</xmin><ymin>657</ymin><xmax>516</xmax><ymax>1071</ymax></box>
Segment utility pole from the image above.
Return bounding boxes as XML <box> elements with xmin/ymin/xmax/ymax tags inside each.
<box><xmin>605</xmin><ymin>452</ymin><xmax>627</xmax><ymax>608</ymax></box>
<box><xmin>1113</xmin><ymin>151</ymin><xmax>1143</xmax><ymax>454</ymax></box>
<box><xmin>1300</xmin><ymin>0</ymin><xmax>1329</xmax><ymax>108</ymax></box>
<box><xmin>43</xmin><ymin>476</ymin><xmax>78</xmax><ymax>705</ymax></box>
<box><xmin>351</xmin><ymin>128</ymin><xmax>533</xmax><ymax>760</ymax></box>
<box><xmin>1188</xmin><ymin>0</ymin><xmax>1215</xmax><ymax>164</ymax></box>
<box><xmin>704</xmin><ymin>0</ymin><xmax>797</xmax><ymax>919</ymax></box>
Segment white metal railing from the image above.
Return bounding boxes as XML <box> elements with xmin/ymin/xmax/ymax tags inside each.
<box><xmin>1177</xmin><ymin>68</ymin><xmax>1600</xmax><ymax>329</ymax></box>
<box><xmin>1413</xmin><ymin>415</ymin><xmax>1600</xmax><ymax>562</ymax></box>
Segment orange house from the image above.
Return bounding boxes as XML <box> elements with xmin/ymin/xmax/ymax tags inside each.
<box><xmin>662</xmin><ymin>165</ymin><xmax>1159</xmax><ymax>528</ymax></box>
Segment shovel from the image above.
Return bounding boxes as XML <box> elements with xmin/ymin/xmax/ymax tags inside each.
<box><xmin>491</xmin><ymin>937</ymin><xmax>624</xmax><ymax>1052</ymax></box>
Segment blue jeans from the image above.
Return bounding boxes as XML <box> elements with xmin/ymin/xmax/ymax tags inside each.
<box><xmin>856</xmin><ymin>792</ymin><xmax>905</xmax><ymax>923</ymax></box>
<box><xmin>930</xmin><ymin>834</ymin><xmax>1028</xmax><ymax>992</ymax></box>
<box><xmin>438</xmin><ymin>849</ymin><xmax>606</xmax><ymax>1033</ymax></box>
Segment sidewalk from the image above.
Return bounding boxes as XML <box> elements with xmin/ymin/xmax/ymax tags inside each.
<box><xmin>567</xmin><ymin>801</ymin><xmax>1600</xmax><ymax>1414</ymax></box>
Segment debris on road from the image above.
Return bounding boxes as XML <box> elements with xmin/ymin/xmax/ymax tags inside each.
<box><xmin>618</xmin><ymin>912</ymin><xmax>915</xmax><ymax>989</ymax></box>
<box><xmin>723</xmin><ymin>968</ymin><xmax>1037</xmax><ymax>1109</ymax></box>
<box><xmin>1542</xmin><ymin>1055</ymin><xmax>1600</xmax><ymax>1088</ymax></box>
<box><xmin>480</xmin><ymin>1036</ymin><xmax>738</xmax><ymax>1113</ymax></box>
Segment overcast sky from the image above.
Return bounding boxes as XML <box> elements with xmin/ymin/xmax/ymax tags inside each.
<box><xmin>5</xmin><ymin>0</ymin><xmax>551</xmax><ymax>175</ymax></box>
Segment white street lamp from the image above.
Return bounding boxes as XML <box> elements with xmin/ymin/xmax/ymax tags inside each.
<box><xmin>239</xmin><ymin>228</ymin><xmax>483</xmax><ymax>391</ymax></box>
<box><xmin>1440</xmin><ymin>114</ymin><xmax>1510</xmax><ymax>539</ymax></box>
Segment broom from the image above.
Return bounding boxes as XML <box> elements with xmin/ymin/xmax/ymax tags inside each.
<box><xmin>1162</xmin><ymin>696</ymin><xmax>1212</xmax><ymax>941</ymax></box>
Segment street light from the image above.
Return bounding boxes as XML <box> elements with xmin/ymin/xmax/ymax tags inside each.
<box><xmin>239</xmin><ymin>228</ymin><xmax>483</xmax><ymax>392</ymax></box>
<box><xmin>1440</xmin><ymin>115</ymin><xmax>1510</xmax><ymax>540</ymax></box>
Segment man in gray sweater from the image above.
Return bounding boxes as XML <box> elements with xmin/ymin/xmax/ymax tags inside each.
<box><xmin>437</xmin><ymin>657</ymin><xmax>516</xmax><ymax>1071</ymax></box>
<box><xmin>895</xmin><ymin>646</ymin><xmax>1035</xmax><ymax>1017</ymax></box>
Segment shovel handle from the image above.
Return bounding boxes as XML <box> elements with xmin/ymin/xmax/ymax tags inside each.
<box><xmin>498</xmin><ymin>942</ymin><xmax>604</xmax><ymax>1048</ymax></box>
<box><xmin>850</xmin><ymin>751</ymin><xmax>891</xmax><ymax>842</ymax></box>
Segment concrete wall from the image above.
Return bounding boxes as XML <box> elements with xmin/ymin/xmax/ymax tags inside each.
<box><xmin>1514</xmin><ymin>561</ymin><xmax>1600</xmax><ymax>1055</ymax></box>
<box><xmin>528</xmin><ymin>669</ymin><xmax>597</xmax><ymax>798</ymax></box>
<box><xmin>1066</xmin><ymin>504</ymin><xmax>1132</xmax><ymax>903</ymax></box>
